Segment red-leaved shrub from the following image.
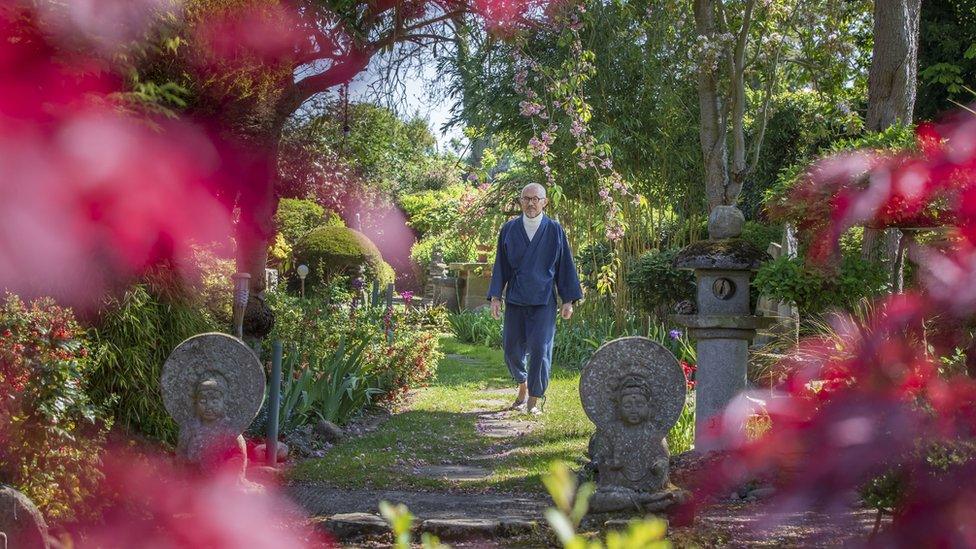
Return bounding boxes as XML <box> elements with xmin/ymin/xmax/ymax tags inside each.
<box><xmin>687</xmin><ymin>110</ymin><xmax>976</xmax><ymax>547</ymax></box>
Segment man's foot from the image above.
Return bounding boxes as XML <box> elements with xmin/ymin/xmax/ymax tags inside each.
<box><xmin>526</xmin><ymin>396</ymin><xmax>544</xmax><ymax>415</ymax></box>
<box><xmin>509</xmin><ymin>382</ymin><xmax>528</xmax><ymax>410</ymax></box>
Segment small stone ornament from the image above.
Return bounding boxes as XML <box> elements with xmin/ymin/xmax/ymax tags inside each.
<box><xmin>580</xmin><ymin>337</ymin><xmax>689</xmax><ymax>513</ymax></box>
<box><xmin>161</xmin><ymin>333</ymin><xmax>265</xmax><ymax>475</ymax></box>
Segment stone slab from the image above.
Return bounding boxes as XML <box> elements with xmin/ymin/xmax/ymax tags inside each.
<box><xmin>320</xmin><ymin>512</ymin><xmax>390</xmax><ymax>539</ymax></box>
<box><xmin>413</xmin><ymin>465</ymin><xmax>491</xmax><ymax>482</ymax></box>
<box><xmin>420</xmin><ymin>518</ymin><xmax>501</xmax><ymax>539</ymax></box>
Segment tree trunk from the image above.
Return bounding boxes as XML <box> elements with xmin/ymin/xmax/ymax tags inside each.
<box><xmin>694</xmin><ymin>0</ymin><xmax>730</xmax><ymax>210</ymax></box>
<box><xmin>862</xmin><ymin>0</ymin><xmax>920</xmax><ymax>284</ymax></box>
<box><xmin>866</xmin><ymin>0</ymin><xmax>921</xmax><ymax>131</ymax></box>
<box><xmin>232</xmin><ymin>126</ymin><xmax>283</xmax><ymax>339</ymax></box>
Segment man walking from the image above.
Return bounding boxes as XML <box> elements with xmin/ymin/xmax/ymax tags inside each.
<box><xmin>487</xmin><ymin>183</ymin><xmax>583</xmax><ymax>414</ymax></box>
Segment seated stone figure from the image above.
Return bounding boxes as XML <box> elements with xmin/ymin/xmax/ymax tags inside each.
<box><xmin>590</xmin><ymin>374</ymin><xmax>670</xmax><ymax>491</ymax></box>
<box><xmin>579</xmin><ymin>337</ymin><xmax>689</xmax><ymax>514</ymax></box>
<box><xmin>177</xmin><ymin>371</ymin><xmax>248</xmax><ymax>473</ymax></box>
<box><xmin>161</xmin><ymin>333</ymin><xmax>265</xmax><ymax>479</ymax></box>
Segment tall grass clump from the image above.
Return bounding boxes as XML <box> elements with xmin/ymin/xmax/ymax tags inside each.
<box><xmin>448</xmin><ymin>309</ymin><xmax>502</xmax><ymax>347</ymax></box>
<box><xmin>88</xmin><ymin>284</ymin><xmax>218</xmax><ymax>444</ymax></box>
<box><xmin>271</xmin><ymin>339</ymin><xmax>383</xmax><ymax>433</ymax></box>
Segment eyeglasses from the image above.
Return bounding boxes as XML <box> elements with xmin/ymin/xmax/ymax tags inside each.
<box><xmin>519</xmin><ymin>196</ymin><xmax>545</xmax><ymax>204</ymax></box>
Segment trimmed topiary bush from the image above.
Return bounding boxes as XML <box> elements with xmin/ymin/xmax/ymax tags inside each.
<box><xmin>293</xmin><ymin>225</ymin><xmax>394</xmax><ymax>290</ymax></box>
<box><xmin>275</xmin><ymin>198</ymin><xmax>344</xmax><ymax>248</ymax></box>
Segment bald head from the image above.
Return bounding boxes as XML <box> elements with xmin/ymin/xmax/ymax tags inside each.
<box><xmin>521</xmin><ymin>183</ymin><xmax>547</xmax><ymax>199</ymax></box>
<box><xmin>519</xmin><ymin>183</ymin><xmax>548</xmax><ymax>218</ymax></box>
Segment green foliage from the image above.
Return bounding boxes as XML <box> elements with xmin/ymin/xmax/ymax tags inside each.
<box><xmin>265</xmin><ymin>288</ymin><xmax>441</xmax><ymax>409</ymax></box>
<box><xmin>552</xmin><ymin>305</ymin><xmax>636</xmax><ymax>371</ymax></box>
<box><xmin>88</xmin><ymin>284</ymin><xmax>219</xmax><ymax>443</ymax></box>
<box><xmin>916</xmin><ymin>0</ymin><xmax>976</xmax><ymax>120</ymax></box>
<box><xmin>543</xmin><ymin>461</ymin><xmax>669</xmax><ymax>549</ymax></box>
<box><xmin>275</xmin><ymin>197</ymin><xmax>343</xmax><ymax>248</ymax></box>
<box><xmin>401</xmin><ymin>304</ymin><xmax>451</xmax><ymax>332</ymax></box>
<box><xmin>448</xmin><ymin>309</ymin><xmax>502</xmax><ymax>348</ymax></box>
<box><xmin>742</xmin><ymin>90</ymin><xmax>863</xmax><ymax>218</ymax></box>
<box><xmin>409</xmin><ymin>234</ymin><xmax>477</xmax><ymax>270</ymax></box>
<box><xmin>753</xmin><ymin>254</ymin><xmax>890</xmax><ymax>316</ymax></box>
<box><xmin>292</xmin><ymin>225</ymin><xmax>394</xmax><ymax>291</ymax></box>
<box><xmin>402</xmin><ymin>185</ymin><xmax>480</xmax><ymax>276</ymax></box>
<box><xmin>625</xmin><ymin>249</ymin><xmax>695</xmax><ymax>320</ymax></box>
<box><xmin>188</xmin><ymin>244</ymin><xmax>236</xmax><ymax>327</ymax></box>
<box><xmin>300</xmin><ymin>102</ymin><xmax>446</xmax><ymax>196</ymax></box>
<box><xmin>0</xmin><ymin>294</ymin><xmax>111</xmax><ymax>524</ymax></box>
<box><xmin>861</xmin><ymin>439</ymin><xmax>976</xmax><ymax>517</ymax></box>
<box><xmin>399</xmin><ymin>186</ymin><xmax>464</xmax><ymax>238</ymax></box>
<box><xmin>554</xmin><ymin>301</ymin><xmax>696</xmax><ymax>372</ymax></box>
<box><xmin>666</xmin><ymin>396</ymin><xmax>695</xmax><ymax>455</ymax></box>
<box><xmin>739</xmin><ymin>222</ymin><xmax>783</xmax><ymax>254</ymax></box>
<box><xmin>576</xmin><ymin>241</ymin><xmax>612</xmax><ymax>291</ymax></box>
<box><xmin>274</xmin><ymin>339</ymin><xmax>383</xmax><ymax>432</ymax></box>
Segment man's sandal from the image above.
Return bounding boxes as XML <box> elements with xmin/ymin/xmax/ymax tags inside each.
<box><xmin>527</xmin><ymin>395</ymin><xmax>547</xmax><ymax>415</ymax></box>
<box><xmin>509</xmin><ymin>398</ymin><xmax>528</xmax><ymax>411</ymax></box>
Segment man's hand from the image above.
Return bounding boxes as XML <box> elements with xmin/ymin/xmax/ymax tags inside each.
<box><xmin>491</xmin><ymin>298</ymin><xmax>502</xmax><ymax>319</ymax></box>
<box><xmin>560</xmin><ymin>302</ymin><xmax>574</xmax><ymax>320</ymax></box>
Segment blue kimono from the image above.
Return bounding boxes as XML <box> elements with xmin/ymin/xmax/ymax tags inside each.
<box><xmin>487</xmin><ymin>214</ymin><xmax>583</xmax><ymax>397</ymax></box>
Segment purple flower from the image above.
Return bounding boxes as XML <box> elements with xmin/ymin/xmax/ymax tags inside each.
<box><xmin>400</xmin><ymin>291</ymin><xmax>414</xmax><ymax>304</ymax></box>
<box><xmin>669</xmin><ymin>329</ymin><xmax>682</xmax><ymax>340</ymax></box>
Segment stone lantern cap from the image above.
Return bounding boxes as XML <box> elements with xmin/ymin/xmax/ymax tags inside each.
<box><xmin>672</xmin><ymin>239</ymin><xmax>770</xmax><ymax>271</ymax></box>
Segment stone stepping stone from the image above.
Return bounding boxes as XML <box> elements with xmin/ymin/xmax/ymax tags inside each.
<box><xmin>467</xmin><ymin>447</ymin><xmax>517</xmax><ymax>462</ymax></box>
<box><xmin>318</xmin><ymin>512</ymin><xmax>389</xmax><ymax>539</ymax></box>
<box><xmin>477</xmin><ymin>418</ymin><xmax>534</xmax><ymax>439</ymax></box>
<box><xmin>413</xmin><ymin>464</ymin><xmax>491</xmax><ymax>482</ymax></box>
<box><xmin>419</xmin><ymin>517</ymin><xmax>540</xmax><ymax>540</ymax></box>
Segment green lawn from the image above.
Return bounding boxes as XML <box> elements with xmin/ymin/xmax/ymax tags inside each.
<box><xmin>289</xmin><ymin>337</ymin><xmax>594</xmax><ymax>493</ymax></box>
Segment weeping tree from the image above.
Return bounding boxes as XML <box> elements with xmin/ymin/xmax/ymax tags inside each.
<box><xmin>139</xmin><ymin>0</ymin><xmax>543</xmax><ymax>336</ymax></box>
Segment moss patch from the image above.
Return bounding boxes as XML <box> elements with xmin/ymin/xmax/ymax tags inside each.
<box><xmin>673</xmin><ymin>238</ymin><xmax>770</xmax><ymax>270</ymax></box>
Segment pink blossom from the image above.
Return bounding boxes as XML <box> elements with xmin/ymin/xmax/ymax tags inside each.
<box><xmin>570</xmin><ymin>119</ymin><xmax>585</xmax><ymax>138</ymax></box>
<box><xmin>519</xmin><ymin>101</ymin><xmax>543</xmax><ymax>117</ymax></box>
<box><xmin>528</xmin><ymin>136</ymin><xmax>548</xmax><ymax>157</ymax></box>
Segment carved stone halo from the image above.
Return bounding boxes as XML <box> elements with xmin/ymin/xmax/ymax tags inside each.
<box><xmin>161</xmin><ymin>332</ymin><xmax>265</xmax><ymax>433</ymax></box>
<box><xmin>579</xmin><ymin>336</ymin><xmax>686</xmax><ymax>434</ymax></box>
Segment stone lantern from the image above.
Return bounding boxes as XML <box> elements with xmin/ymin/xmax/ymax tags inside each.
<box><xmin>671</xmin><ymin>206</ymin><xmax>772</xmax><ymax>450</ymax></box>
